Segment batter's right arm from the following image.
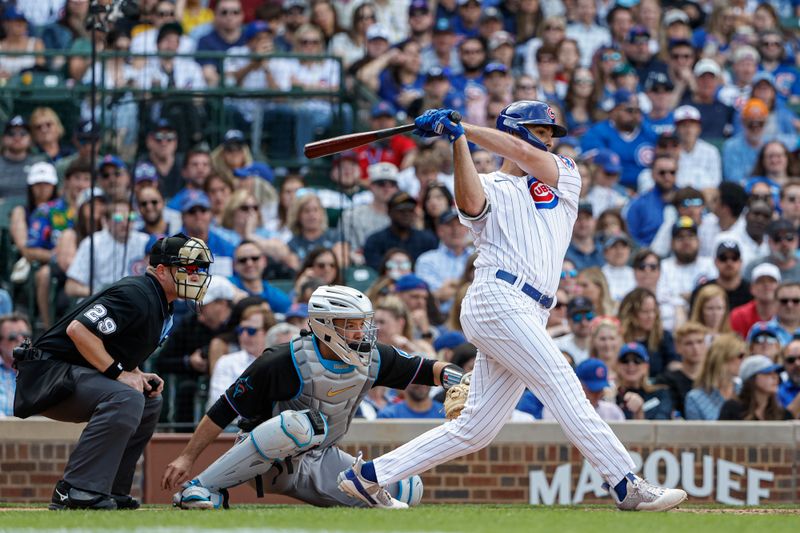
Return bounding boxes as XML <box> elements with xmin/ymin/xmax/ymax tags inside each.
<box><xmin>452</xmin><ymin>135</ymin><xmax>487</xmax><ymax>218</ymax></box>
<box><xmin>162</xmin><ymin>415</ymin><xmax>225</xmax><ymax>490</ymax></box>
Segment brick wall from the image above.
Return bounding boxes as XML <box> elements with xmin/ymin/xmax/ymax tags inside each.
<box><xmin>2</xmin><ymin>419</ymin><xmax>799</xmax><ymax>505</ymax></box>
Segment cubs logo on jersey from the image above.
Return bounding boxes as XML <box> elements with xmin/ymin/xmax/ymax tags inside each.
<box><xmin>527</xmin><ymin>177</ymin><xmax>558</xmax><ymax>209</ymax></box>
<box><xmin>557</xmin><ymin>155</ymin><xmax>575</xmax><ymax>170</ymax></box>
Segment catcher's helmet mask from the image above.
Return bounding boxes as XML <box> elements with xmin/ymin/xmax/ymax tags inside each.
<box><xmin>150</xmin><ymin>233</ymin><xmax>214</xmax><ymax>305</ymax></box>
<box><xmin>308</xmin><ymin>285</ymin><xmax>378</xmax><ymax>367</ymax></box>
<box><xmin>496</xmin><ymin>100</ymin><xmax>567</xmax><ymax>151</ymax></box>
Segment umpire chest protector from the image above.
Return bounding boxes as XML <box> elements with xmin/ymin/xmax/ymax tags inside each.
<box><xmin>277</xmin><ymin>335</ymin><xmax>378</xmax><ymax>448</ymax></box>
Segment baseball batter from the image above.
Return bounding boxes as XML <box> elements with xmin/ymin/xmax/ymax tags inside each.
<box><xmin>338</xmin><ymin>103</ymin><xmax>687</xmax><ymax>511</ymax></box>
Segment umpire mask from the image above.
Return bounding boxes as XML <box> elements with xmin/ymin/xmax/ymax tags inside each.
<box><xmin>151</xmin><ymin>234</ymin><xmax>214</xmax><ymax>303</ymax></box>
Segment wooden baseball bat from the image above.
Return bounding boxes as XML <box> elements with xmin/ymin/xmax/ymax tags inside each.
<box><xmin>303</xmin><ymin>111</ymin><xmax>462</xmax><ymax>160</ymax></box>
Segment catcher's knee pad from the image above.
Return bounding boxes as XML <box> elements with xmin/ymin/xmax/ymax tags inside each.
<box><xmin>196</xmin><ymin>409</ymin><xmax>327</xmax><ymax>491</ymax></box>
<box><xmin>390</xmin><ymin>475</ymin><xmax>424</xmax><ymax>507</ymax></box>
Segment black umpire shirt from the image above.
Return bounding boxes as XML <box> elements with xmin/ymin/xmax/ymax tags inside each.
<box><xmin>206</xmin><ymin>335</ymin><xmax>437</xmax><ymax>428</ymax></box>
<box><xmin>36</xmin><ymin>273</ymin><xmax>173</xmax><ymax>371</ymax></box>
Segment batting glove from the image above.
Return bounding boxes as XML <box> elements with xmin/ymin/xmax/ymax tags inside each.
<box><xmin>433</xmin><ymin>110</ymin><xmax>464</xmax><ymax>143</ymax></box>
<box><xmin>413</xmin><ymin>109</ymin><xmax>442</xmax><ymax>138</ymax></box>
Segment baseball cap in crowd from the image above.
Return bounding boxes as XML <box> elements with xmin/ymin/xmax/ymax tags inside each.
<box><xmin>335</xmin><ymin>150</ymin><xmax>359</xmax><ymax>164</ymax></box>
<box><xmin>2</xmin><ymin>5</ymin><xmax>26</xmax><ymax>21</ymax></box>
<box><xmin>752</xmin><ymin>262</ymin><xmax>781</xmax><ymax>283</ymax></box>
<box><xmin>667</xmin><ymin>38</ymin><xmax>694</xmax><ymax>51</ymax></box>
<box><xmin>611</xmin><ymin>89</ymin><xmax>635</xmax><ymax>108</ymax></box>
<box><xmin>157</xmin><ymin>21</ymin><xmax>183</xmax><ymax>44</ymax></box>
<box><xmin>627</xmin><ymin>25</ymin><xmax>650</xmax><ymax>43</ymax></box>
<box><xmin>746</xmin><ymin>322</ymin><xmax>780</xmax><ymax>344</ymax></box>
<box><xmin>284</xmin><ymin>0</ymin><xmax>308</xmax><ymax>12</ymax></box>
<box><xmin>439</xmin><ymin>209</ymin><xmax>460</xmax><ymax>225</ymax></box>
<box><xmin>578</xmin><ymin>201</ymin><xmax>593</xmax><ymax>216</ymax></box>
<box><xmin>767</xmin><ymin>218</ymin><xmax>795</xmax><ymax>240</ymax></box>
<box><xmin>243</xmin><ymin>20</ymin><xmax>271</xmax><ymax>42</ymax></box>
<box><xmin>752</xmin><ymin>71</ymin><xmax>776</xmax><ymax>88</ymax></box>
<box><xmin>733</xmin><ymin>45</ymin><xmax>759</xmax><ymax>63</ymax></box>
<box><xmin>481</xmin><ymin>6</ymin><xmax>503</xmax><ymax>23</ymax></box>
<box><xmin>75</xmin><ymin>119</ymin><xmax>98</xmax><ymax>142</ymax></box>
<box><xmin>673</xmin><ymin>105</ymin><xmax>701</xmax><ymax>123</ymax></box>
<box><xmin>408</xmin><ymin>0</ymin><xmax>429</xmax><ymax>15</ymax></box>
<box><xmin>716</xmin><ymin>240</ymin><xmax>740</xmax><ymax>258</ymax></box>
<box><xmin>223</xmin><ymin>129</ymin><xmax>246</xmax><ymax>145</ymax></box>
<box><xmin>153</xmin><ymin>117</ymin><xmax>176</xmax><ymax>132</ymax></box>
<box><xmin>603</xmin><ymin>234</ymin><xmax>630</xmax><ymax>249</ymax></box>
<box><xmin>233</xmin><ymin>162</ymin><xmax>274</xmax><ymax>182</ymax></box>
<box><xmin>75</xmin><ymin>187</ymin><xmax>107</xmax><ymax>211</ymax></box>
<box><xmin>4</xmin><ymin>115</ymin><xmax>28</xmax><ymax>134</ymax></box>
<box><xmin>739</xmin><ymin>354</ymin><xmax>782</xmax><ymax>383</ymax></box>
<box><xmin>575</xmin><ymin>359</ymin><xmax>610</xmax><ymax>392</ymax></box>
<box><xmin>657</xmin><ymin>130</ymin><xmax>679</xmax><ymax>147</ymax></box>
<box><xmin>663</xmin><ymin>9</ymin><xmax>690</xmax><ymax>27</ymax></box>
<box><xmin>284</xmin><ymin>302</ymin><xmax>309</xmax><ymax>320</ymax></box>
<box><xmin>27</xmin><ymin>162</ymin><xmax>58</xmax><ymax>186</ymax></box>
<box><xmin>371</xmin><ymin>101</ymin><xmax>396</xmax><ymax>119</ymax></box>
<box><xmin>488</xmin><ymin>31</ymin><xmax>515</xmax><ymax>52</ymax></box>
<box><xmin>134</xmin><ymin>162</ymin><xmax>158</xmax><ymax>184</ymax></box>
<box><xmin>483</xmin><ymin>62</ymin><xmax>508</xmax><ymax>76</ymax></box>
<box><xmin>644</xmin><ymin>71</ymin><xmax>674</xmax><ymax>92</ymax></box>
<box><xmin>202</xmin><ymin>276</ymin><xmax>236</xmax><ymax>306</ymax></box>
<box><xmin>619</xmin><ymin>342</ymin><xmax>650</xmax><ymax>363</ymax></box>
<box><xmin>366</xmin><ymin>24</ymin><xmax>391</xmax><ymax>42</ymax></box>
<box><xmin>693</xmin><ymin>58</ymin><xmax>722</xmax><ymax>77</ymax></box>
<box><xmin>742</xmin><ymin>98</ymin><xmax>769</xmax><ymax>121</ymax></box>
<box><xmin>388</xmin><ymin>191</ymin><xmax>416</xmax><ymax>210</ymax></box>
<box><xmin>672</xmin><ymin>216</ymin><xmax>697</xmax><ymax>237</ymax></box>
<box><xmin>425</xmin><ymin>66</ymin><xmax>449</xmax><ymax>82</ymax></box>
<box><xmin>567</xmin><ymin>296</ymin><xmax>593</xmax><ymax>316</ymax></box>
<box><xmin>458</xmin><ymin>0</ymin><xmax>482</xmax><ymax>6</ymax></box>
<box><xmin>98</xmin><ymin>154</ymin><xmax>127</xmax><ymax>171</ymax></box>
<box><xmin>181</xmin><ymin>190</ymin><xmax>211</xmax><ymax>212</ymax></box>
<box><xmin>394</xmin><ymin>274</ymin><xmax>429</xmax><ymax>292</ymax></box>
<box><xmin>593</xmin><ymin>149</ymin><xmax>622</xmax><ymax>174</ymax></box>
<box><xmin>367</xmin><ymin>161</ymin><xmax>399</xmax><ymax>182</ymax></box>
<box><xmin>433</xmin><ymin>331</ymin><xmax>467</xmax><ymax>352</ymax></box>
<box><xmin>433</xmin><ymin>17</ymin><xmax>454</xmax><ymax>33</ymax></box>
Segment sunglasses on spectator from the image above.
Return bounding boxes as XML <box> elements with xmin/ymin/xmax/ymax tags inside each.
<box><xmin>236</xmin><ymin>326</ymin><xmax>261</xmax><ymax>336</ymax></box>
<box><xmin>300</xmin><ymin>38</ymin><xmax>321</xmax><ymax>46</ymax></box>
<box><xmin>314</xmin><ymin>261</ymin><xmax>336</xmax><ymax>269</ymax></box>
<box><xmin>5</xmin><ymin>130</ymin><xmax>29</xmax><ymax>137</ymax></box>
<box><xmin>236</xmin><ymin>255</ymin><xmax>261</xmax><ymax>264</ymax></box>
<box><xmin>516</xmin><ymin>84</ymin><xmax>536</xmax><ymax>90</ymax></box>
<box><xmin>561</xmin><ymin>269</ymin><xmax>578</xmax><ymax>279</ymax></box>
<box><xmin>785</xmin><ymin>356</ymin><xmax>799</xmax><ymax>365</ymax></box>
<box><xmin>5</xmin><ymin>331</ymin><xmax>31</xmax><ymax>341</ymax></box>
<box><xmin>602</xmin><ymin>52</ymin><xmax>621</xmax><ymax>61</ymax></box>
<box><xmin>752</xmin><ymin>335</ymin><xmax>779</xmax><ymax>345</ymax></box>
<box><xmin>716</xmin><ymin>254</ymin><xmax>740</xmax><ymax>263</ymax></box>
<box><xmin>750</xmin><ymin>193</ymin><xmax>771</xmax><ymax>203</ymax></box>
<box><xmin>671</xmin><ymin>52</ymin><xmax>693</xmax><ymax>60</ymax></box>
<box><xmin>238</xmin><ymin>204</ymin><xmax>259</xmax><ymax>213</ymax></box>
<box><xmin>153</xmin><ymin>132</ymin><xmax>177</xmax><ymax>142</ymax></box>
<box><xmin>571</xmin><ymin>311</ymin><xmax>595</xmax><ymax>323</ymax></box>
<box><xmin>157</xmin><ymin>10</ymin><xmax>175</xmax><ymax>17</ymax></box>
<box><xmin>187</xmin><ymin>206</ymin><xmax>209</xmax><ymax>215</ymax></box>
<box><xmin>745</xmin><ymin>121</ymin><xmax>765</xmax><ymax>129</ymax></box>
<box><xmin>386</xmin><ymin>260</ymin><xmax>411</xmax><ymax>270</ymax></box>
<box><xmin>622</xmin><ymin>107</ymin><xmax>641</xmax><ymax>114</ymax></box>
<box><xmin>139</xmin><ymin>199</ymin><xmax>161</xmax><ymax>207</ymax></box>
<box><xmin>619</xmin><ymin>356</ymin><xmax>645</xmax><ymax>365</ymax></box>
<box><xmin>111</xmin><ymin>212</ymin><xmax>138</xmax><ymax>223</ymax></box>
<box><xmin>779</xmin><ymin>297</ymin><xmax>800</xmax><ymax>305</ymax></box>
<box><xmin>636</xmin><ymin>262</ymin><xmax>659</xmax><ymax>271</ymax></box>
<box><xmin>220</xmin><ymin>9</ymin><xmax>241</xmax><ymax>15</ymax></box>
<box><xmin>773</xmin><ymin>233</ymin><xmax>797</xmax><ymax>243</ymax></box>
<box><xmin>680</xmin><ymin>198</ymin><xmax>703</xmax><ymax>208</ymax></box>
<box><xmin>656</xmin><ymin>169</ymin><xmax>676</xmax><ymax>176</ymax></box>
<box><xmin>101</xmin><ymin>169</ymin><xmax>124</xmax><ymax>178</ymax></box>
<box><xmin>372</xmin><ymin>179</ymin><xmax>397</xmax><ymax>188</ymax></box>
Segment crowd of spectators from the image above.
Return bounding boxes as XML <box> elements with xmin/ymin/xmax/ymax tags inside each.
<box><xmin>2</xmin><ymin>0</ymin><xmax>800</xmax><ymax>426</ymax></box>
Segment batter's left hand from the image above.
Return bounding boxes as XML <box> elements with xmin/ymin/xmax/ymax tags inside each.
<box><xmin>142</xmin><ymin>372</ymin><xmax>164</xmax><ymax>397</ymax></box>
<box><xmin>413</xmin><ymin>109</ymin><xmax>442</xmax><ymax>138</ymax></box>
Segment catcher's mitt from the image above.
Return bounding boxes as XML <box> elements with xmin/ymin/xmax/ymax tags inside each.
<box><xmin>443</xmin><ymin>372</ymin><xmax>471</xmax><ymax>420</ymax></box>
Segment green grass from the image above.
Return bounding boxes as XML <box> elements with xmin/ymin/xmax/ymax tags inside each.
<box><xmin>1</xmin><ymin>504</ymin><xmax>799</xmax><ymax>533</ymax></box>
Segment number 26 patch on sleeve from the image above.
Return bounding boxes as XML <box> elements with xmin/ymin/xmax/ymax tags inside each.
<box><xmin>83</xmin><ymin>304</ymin><xmax>118</xmax><ymax>335</ymax></box>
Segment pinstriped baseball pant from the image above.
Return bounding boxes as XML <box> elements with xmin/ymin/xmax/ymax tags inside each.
<box><xmin>373</xmin><ymin>278</ymin><xmax>635</xmax><ymax>486</ymax></box>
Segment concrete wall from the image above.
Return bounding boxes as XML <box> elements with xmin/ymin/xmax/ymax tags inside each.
<box><xmin>2</xmin><ymin>419</ymin><xmax>798</xmax><ymax>505</ymax></box>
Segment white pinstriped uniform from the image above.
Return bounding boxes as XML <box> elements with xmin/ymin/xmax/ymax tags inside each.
<box><xmin>372</xmin><ymin>153</ymin><xmax>636</xmax><ymax>486</ymax></box>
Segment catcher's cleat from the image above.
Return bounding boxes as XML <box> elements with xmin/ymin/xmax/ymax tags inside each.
<box><xmin>604</xmin><ymin>473</ymin><xmax>687</xmax><ymax>512</ymax></box>
<box><xmin>173</xmin><ymin>480</ymin><xmax>225</xmax><ymax>510</ymax></box>
<box><xmin>49</xmin><ymin>480</ymin><xmax>117</xmax><ymax>511</ymax></box>
<box><xmin>338</xmin><ymin>452</ymin><xmax>408</xmax><ymax>509</ymax></box>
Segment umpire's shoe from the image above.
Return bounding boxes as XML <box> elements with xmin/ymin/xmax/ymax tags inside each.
<box><xmin>337</xmin><ymin>452</ymin><xmax>408</xmax><ymax>509</ymax></box>
<box><xmin>606</xmin><ymin>473</ymin><xmax>687</xmax><ymax>512</ymax></box>
<box><xmin>49</xmin><ymin>480</ymin><xmax>117</xmax><ymax>511</ymax></box>
<box><xmin>111</xmin><ymin>494</ymin><xmax>141</xmax><ymax>510</ymax></box>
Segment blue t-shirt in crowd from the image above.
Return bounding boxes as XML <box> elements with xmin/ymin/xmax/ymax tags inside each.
<box><xmin>377</xmin><ymin>400</ymin><xmax>445</xmax><ymax>419</ymax></box>
<box><xmin>196</xmin><ymin>29</ymin><xmax>246</xmax><ymax>69</ymax></box>
<box><xmin>229</xmin><ymin>274</ymin><xmax>291</xmax><ymax>314</ymax></box>
<box><xmin>581</xmin><ymin>120</ymin><xmax>658</xmax><ymax>190</ymax></box>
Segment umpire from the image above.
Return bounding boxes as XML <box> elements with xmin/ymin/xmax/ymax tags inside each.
<box><xmin>13</xmin><ymin>233</ymin><xmax>213</xmax><ymax>510</ymax></box>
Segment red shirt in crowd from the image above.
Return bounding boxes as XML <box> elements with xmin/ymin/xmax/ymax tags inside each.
<box><xmin>729</xmin><ymin>300</ymin><xmax>771</xmax><ymax>338</ymax></box>
<box><xmin>355</xmin><ymin>137</ymin><xmax>416</xmax><ymax>178</ymax></box>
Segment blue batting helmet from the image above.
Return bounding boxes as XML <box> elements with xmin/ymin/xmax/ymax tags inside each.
<box><xmin>496</xmin><ymin>101</ymin><xmax>567</xmax><ymax>151</ymax></box>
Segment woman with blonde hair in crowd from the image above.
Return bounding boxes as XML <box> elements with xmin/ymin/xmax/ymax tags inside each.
<box><xmin>619</xmin><ymin>287</ymin><xmax>679</xmax><ymax>378</ymax></box>
<box><xmin>576</xmin><ymin>267</ymin><xmax>615</xmax><ymax>316</ymax></box>
<box><xmin>374</xmin><ymin>295</ymin><xmax>434</xmax><ymax>358</ymax></box>
<box><xmin>684</xmin><ymin>333</ymin><xmax>745</xmax><ymax>420</ymax></box>
<box><xmin>689</xmin><ymin>284</ymin><xmax>732</xmax><ymax>339</ymax></box>
<box><xmin>590</xmin><ymin>315</ymin><xmax>623</xmax><ymax>387</ymax></box>
<box><xmin>30</xmin><ymin>107</ymin><xmax>73</xmax><ymax>162</ymax></box>
<box><xmin>286</xmin><ymin>191</ymin><xmax>343</xmax><ymax>262</ymax></box>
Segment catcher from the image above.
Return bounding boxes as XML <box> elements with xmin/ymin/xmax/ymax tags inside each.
<box><xmin>162</xmin><ymin>285</ymin><xmax>467</xmax><ymax>509</ymax></box>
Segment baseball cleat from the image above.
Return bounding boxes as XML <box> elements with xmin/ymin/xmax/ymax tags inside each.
<box><xmin>338</xmin><ymin>452</ymin><xmax>408</xmax><ymax>509</ymax></box>
<box><xmin>606</xmin><ymin>473</ymin><xmax>687</xmax><ymax>511</ymax></box>
<box><xmin>49</xmin><ymin>480</ymin><xmax>117</xmax><ymax>511</ymax></box>
<box><xmin>111</xmin><ymin>494</ymin><xmax>141</xmax><ymax>510</ymax></box>
<box><xmin>173</xmin><ymin>481</ymin><xmax>224</xmax><ymax>510</ymax></box>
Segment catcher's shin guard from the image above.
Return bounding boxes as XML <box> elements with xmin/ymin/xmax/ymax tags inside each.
<box><xmin>195</xmin><ymin>409</ymin><xmax>327</xmax><ymax>491</ymax></box>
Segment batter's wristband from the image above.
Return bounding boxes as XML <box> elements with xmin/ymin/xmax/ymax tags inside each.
<box><xmin>103</xmin><ymin>360</ymin><xmax>124</xmax><ymax>380</ymax></box>
<box><xmin>440</xmin><ymin>364</ymin><xmax>465</xmax><ymax>390</ymax></box>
